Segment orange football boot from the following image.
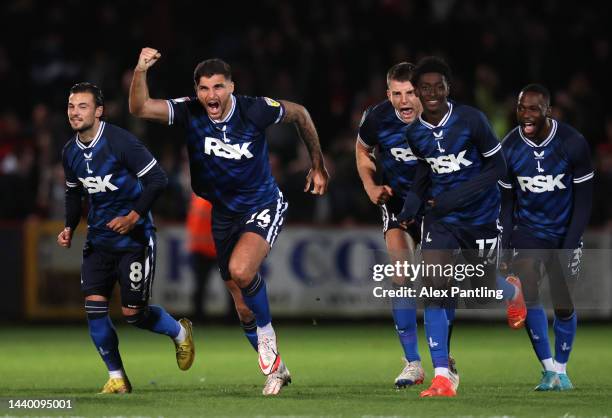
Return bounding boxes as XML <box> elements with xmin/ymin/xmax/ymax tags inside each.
<box><xmin>505</xmin><ymin>275</ymin><xmax>526</xmax><ymax>329</ymax></box>
<box><xmin>419</xmin><ymin>375</ymin><xmax>457</xmax><ymax>397</ymax></box>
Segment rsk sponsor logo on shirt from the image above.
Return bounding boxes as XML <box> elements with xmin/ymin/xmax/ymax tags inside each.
<box><xmin>426</xmin><ymin>150</ymin><xmax>473</xmax><ymax>174</ymax></box>
<box><xmin>517</xmin><ymin>174</ymin><xmax>566</xmax><ymax>193</ymax></box>
<box><xmin>390</xmin><ymin>147</ymin><xmax>417</xmax><ymax>162</ymax></box>
<box><xmin>78</xmin><ymin>175</ymin><xmax>118</xmax><ymax>194</ymax></box>
<box><xmin>204</xmin><ymin>137</ymin><xmax>253</xmax><ymax>160</ymax></box>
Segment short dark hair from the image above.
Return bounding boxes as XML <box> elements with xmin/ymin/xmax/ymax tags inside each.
<box><xmin>520</xmin><ymin>83</ymin><xmax>551</xmax><ymax>106</ymax></box>
<box><xmin>386</xmin><ymin>62</ymin><xmax>415</xmax><ymax>86</ymax></box>
<box><xmin>412</xmin><ymin>56</ymin><xmax>452</xmax><ymax>85</ymax></box>
<box><xmin>193</xmin><ymin>58</ymin><xmax>232</xmax><ymax>85</ymax></box>
<box><xmin>70</xmin><ymin>82</ymin><xmax>104</xmax><ymax>107</ymax></box>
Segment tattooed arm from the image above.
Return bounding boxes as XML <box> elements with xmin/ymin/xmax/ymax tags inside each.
<box><xmin>280</xmin><ymin>100</ymin><xmax>329</xmax><ymax>195</ymax></box>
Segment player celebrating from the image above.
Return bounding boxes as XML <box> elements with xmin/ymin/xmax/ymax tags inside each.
<box><xmin>356</xmin><ymin>62</ymin><xmax>456</xmax><ymax>388</ymax></box>
<box><xmin>58</xmin><ymin>82</ymin><xmax>194</xmax><ymax>394</ymax></box>
<box><xmin>499</xmin><ymin>84</ymin><xmax>593</xmax><ymax>391</ymax></box>
<box><xmin>397</xmin><ymin>56</ymin><xmax>524</xmax><ymax>397</ymax></box>
<box><xmin>129</xmin><ymin>48</ymin><xmax>329</xmax><ymax>395</ymax></box>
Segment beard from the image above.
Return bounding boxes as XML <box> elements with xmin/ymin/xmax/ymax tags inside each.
<box><xmin>72</xmin><ymin>120</ymin><xmax>94</xmax><ymax>133</ymax></box>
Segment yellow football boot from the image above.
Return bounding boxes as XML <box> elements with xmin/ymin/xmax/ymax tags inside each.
<box><xmin>174</xmin><ymin>318</ymin><xmax>195</xmax><ymax>370</ymax></box>
<box><xmin>99</xmin><ymin>376</ymin><xmax>132</xmax><ymax>394</ymax></box>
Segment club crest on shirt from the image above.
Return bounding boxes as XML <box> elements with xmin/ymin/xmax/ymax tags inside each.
<box><xmin>264</xmin><ymin>97</ymin><xmax>281</xmax><ymax>107</ymax></box>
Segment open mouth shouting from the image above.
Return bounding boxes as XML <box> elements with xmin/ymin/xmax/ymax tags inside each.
<box><xmin>521</xmin><ymin>121</ymin><xmax>537</xmax><ymax>136</ymax></box>
<box><xmin>206</xmin><ymin>100</ymin><xmax>221</xmax><ymax>118</ymax></box>
<box><xmin>399</xmin><ymin>106</ymin><xmax>415</xmax><ymax>122</ymax></box>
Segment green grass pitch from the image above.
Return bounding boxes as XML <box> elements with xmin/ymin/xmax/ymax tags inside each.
<box><xmin>1</xmin><ymin>322</ymin><xmax>611</xmax><ymax>417</ymax></box>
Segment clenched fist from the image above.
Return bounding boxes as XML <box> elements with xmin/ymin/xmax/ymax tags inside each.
<box><xmin>57</xmin><ymin>227</ymin><xmax>73</xmax><ymax>248</ymax></box>
<box><xmin>365</xmin><ymin>184</ymin><xmax>393</xmax><ymax>206</ymax></box>
<box><xmin>135</xmin><ymin>47</ymin><xmax>161</xmax><ymax>72</ymax></box>
<box><xmin>106</xmin><ymin>210</ymin><xmax>140</xmax><ymax>235</ymax></box>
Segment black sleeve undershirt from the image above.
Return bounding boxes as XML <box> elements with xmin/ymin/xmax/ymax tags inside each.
<box><xmin>133</xmin><ymin>163</ymin><xmax>168</xmax><ymax>217</ymax></box>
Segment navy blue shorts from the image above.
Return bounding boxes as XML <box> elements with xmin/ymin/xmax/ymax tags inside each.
<box><xmin>510</xmin><ymin>227</ymin><xmax>582</xmax><ymax>281</ymax></box>
<box><xmin>420</xmin><ymin>215</ymin><xmax>501</xmax><ymax>265</ymax></box>
<box><xmin>510</xmin><ymin>226</ymin><xmax>562</xmax><ymax>250</ymax></box>
<box><xmin>417</xmin><ymin>216</ymin><xmax>501</xmax><ymax>306</ymax></box>
<box><xmin>212</xmin><ymin>192</ymin><xmax>288</xmax><ymax>281</ymax></box>
<box><xmin>81</xmin><ymin>237</ymin><xmax>156</xmax><ymax>308</ymax></box>
<box><xmin>380</xmin><ymin>194</ymin><xmax>421</xmax><ymax>243</ymax></box>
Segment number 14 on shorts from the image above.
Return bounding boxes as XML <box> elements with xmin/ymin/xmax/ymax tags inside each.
<box><xmin>246</xmin><ymin>209</ymin><xmax>271</xmax><ymax>229</ymax></box>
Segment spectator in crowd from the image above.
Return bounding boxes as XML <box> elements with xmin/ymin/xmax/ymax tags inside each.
<box><xmin>185</xmin><ymin>194</ymin><xmax>217</xmax><ymax>321</ymax></box>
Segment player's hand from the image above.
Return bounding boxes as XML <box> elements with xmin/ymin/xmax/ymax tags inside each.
<box><xmin>57</xmin><ymin>227</ymin><xmax>73</xmax><ymax>248</ymax></box>
<box><xmin>135</xmin><ymin>47</ymin><xmax>161</xmax><ymax>72</ymax></box>
<box><xmin>398</xmin><ymin>199</ymin><xmax>435</xmax><ymax>228</ymax></box>
<box><xmin>397</xmin><ymin>191</ymin><xmax>423</xmax><ymax>226</ymax></box>
<box><xmin>365</xmin><ymin>184</ymin><xmax>393</xmax><ymax>206</ymax></box>
<box><xmin>106</xmin><ymin>211</ymin><xmax>140</xmax><ymax>235</ymax></box>
<box><xmin>304</xmin><ymin>166</ymin><xmax>330</xmax><ymax>195</ymax></box>
<box><xmin>399</xmin><ymin>219</ymin><xmax>416</xmax><ymax>229</ymax></box>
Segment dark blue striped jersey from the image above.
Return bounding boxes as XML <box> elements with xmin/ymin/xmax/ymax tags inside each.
<box><xmin>404</xmin><ymin>101</ymin><xmax>501</xmax><ymax>225</ymax></box>
<box><xmin>167</xmin><ymin>94</ymin><xmax>284</xmax><ymax>214</ymax></box>
<box><xmin>357</xmin><ymin>100</ymin><xmax>418</xmax><ymax>198</ymax></box>
<box><xmin>62</xmin><ymin>122</ymin><xmax>157</xmax><ymax>250</ymax></box>
<box><xmin>499</xmin><ymin>119</ymin><xmax>594</xmax><ymax>242</ymax></box>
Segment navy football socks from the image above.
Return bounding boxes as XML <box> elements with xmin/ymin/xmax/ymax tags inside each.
<box><xmin>391</xmin><ymin>294</ymin><xmax>420</xmax><ymax>362</ymax></box>
<box><xmin>445</xmin><ymin>306</ymin><xmax>455</xmax><ymax>352</ymax></box>
<box><xmin>553</xmin><ymin>312</ymin><xmax>577</xmax><ymax>365</ymax></box>
<box><xmin>496</xmin><ymin>273</ymin><xmax>517</xmax><ymax>301</ymax></box>
<box><xmin>127</xmin><ymin>305</ymin><xmax>181</xmax><ymax>338</ymax></box>
<box><xmin>85</xmin><ymin>300</ymin><xmax>124</xmax><ymax>372</ymax></box>
<box><xmin>240</xmin><ymin>273</ymin><xmax>272</xmax><ymax>328</ymax></box>
<box><xmin>241</xmin><ymin>319</ymin><xmax>259</xmax><ymax>351</ymax></box>
<box><xmin>525</xmin><ymin>305</ymin><xmax>552</xmax><ymax>364</ymax></box>
<box><xmin>424</xmin><ymin>307</ymin><xmax>449</xmax><ymax>368</ymax></box>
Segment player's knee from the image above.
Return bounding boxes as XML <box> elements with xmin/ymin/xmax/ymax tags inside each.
<box><xmin>522</xmin><ymin>282</ymin><xmax>540</xmax><ymax>304</ymax></box>
<box><xmin>85</xmin><ymin>300</ymin><xmax>109</xmax><ymax>320</ymax></box>
<box><xmin>423</xmin><ymin>297</ymin><xmax>446</xmax><ymax>309</ymax></box>
<box><xmin>124</xmin><ymin>306</ymin><xmax>149</xmax><ymax>328</ymax></box>
<box><xmin>228</xmin><ymin>262</ymin><xmax>256</xmax><ymax>288</ymax></box>
<box><xmin>515</xmin><ymin>270</ymin><xmax>540</xmax><ymax>303</ymax></box>
<box><xmin>554</xmin><ymin>307</ymin><xmax>574</xmax><ymax>320</ymax></box>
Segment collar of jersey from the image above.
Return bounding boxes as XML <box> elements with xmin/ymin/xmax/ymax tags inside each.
<box><xmin>418</xmin><ymin>102</ymin><xmax>453</xmax><ymax>129</ymax></box>
<box><xmin>518</xmin><ymin>118</ymin><xmax>557</xmax><ymax>148</ymax></box>
<box><xmin>209</xmin><ymin>94</ymin><xmax>236</xmax><ymax>124</ymax></box>
<box><xmin>76</xmin><ymin>121</ymin><xmax>105</xmax><ymax>150</ymax></box>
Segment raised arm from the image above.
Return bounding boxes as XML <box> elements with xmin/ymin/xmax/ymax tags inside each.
<box><xmin>129</xmin><ymin>47</ymin><xmax>170</xmax><ymax>124</ymax></box>
<box><xmin>280</xmin><ymin>100</ymin><xmax>329</xmax><ymax>195</ymax></box>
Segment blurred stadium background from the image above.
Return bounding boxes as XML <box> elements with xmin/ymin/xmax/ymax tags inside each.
<box><xmin>1</xmin><ymin>0</ymin><xmax>611</xmax><ymax>322</ymax></box>
<box><xmin>1</xmin><ymin>1</ymin><xmax>612</xmax><ymax>416</ymax></box>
